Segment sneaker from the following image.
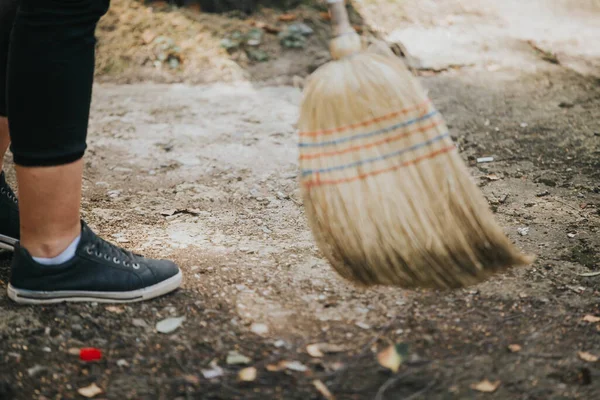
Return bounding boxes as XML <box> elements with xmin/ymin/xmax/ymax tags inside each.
<box><xmin>7</xmin><ymin>221</ymin><xmax>182</xmax><ymax>304</ymax></box>
<box><xmin>0</xmin><ymin>171</ymin><xmax>19</xmax><ymax>251</ymax></box>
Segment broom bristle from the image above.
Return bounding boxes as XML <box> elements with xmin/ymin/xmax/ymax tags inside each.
<box><xmin>297</xmin><ymin>42</ymin><xmax>534</xmax><ymax>290</ymax></box>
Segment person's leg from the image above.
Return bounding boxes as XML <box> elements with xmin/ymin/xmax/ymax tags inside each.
<box><xmin>0</xmin><ymin>119</ymin><xmax>10</xmax><ymax>172</ymax></box>
<box><xmin>0</xmin><ymin>0</ymin><xmax>20</xmax><ymax>247</ymax></box>
<box><xmin>6</xmin><ymin>0</ymin><xmax>181</xmax><ymax>303</ymax></box>
<box><xmin>0</xmin><ymin>0</ymin><xmax>18</xmax><ymax>173</ymax></box>
<box><xmin>7</xmin><ymin>0</ymin><xmax>99</xmax><ymax>256</ymax></box>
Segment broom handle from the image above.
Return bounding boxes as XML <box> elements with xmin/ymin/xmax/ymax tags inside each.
<box><xmin>327</xmin><ymin>0</ymin><xmax>355</xmax><ymax>37</ymax></box>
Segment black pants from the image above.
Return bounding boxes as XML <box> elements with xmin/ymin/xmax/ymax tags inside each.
<box><xmin>0</xmin><ymin>0</ymin><xmax>109</xmax><ymax>166</ymax></box>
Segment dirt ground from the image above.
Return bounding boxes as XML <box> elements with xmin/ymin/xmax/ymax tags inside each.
<box><xmin>1</xmin><ymin>0</ymin><xmax>599</xmax><ymax>399</ymax></box>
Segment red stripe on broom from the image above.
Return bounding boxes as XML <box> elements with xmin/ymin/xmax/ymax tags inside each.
<box><xmin>303</xmin><ymin>145</ymin><xmax>456</xmax><ymax>188</ymax></box>
<box><xmin>299</xmin><ymin>119</ymin><xmax>444</xmax><ymax>160</ymax></box>
<box><xmin>299</xmin><ymin>100</ymin><xmax>431</xmax><ymax>137</ymax></box>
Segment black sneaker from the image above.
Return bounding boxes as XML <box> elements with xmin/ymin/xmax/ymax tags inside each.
<box><xmin>7</xmin><ymin>221</ymin><xmax>182</xmax><ymax>304</ymax></box>
<box><xmin>0</xmin><ymin>171</ymin><xmax>19</xmax><ymax>251</ymax></box>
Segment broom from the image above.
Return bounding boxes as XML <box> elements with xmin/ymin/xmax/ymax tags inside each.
<box><xmin>297</xmin><ymin>0</ymin><xmax>534</xmax><ymax>290</ymax></box>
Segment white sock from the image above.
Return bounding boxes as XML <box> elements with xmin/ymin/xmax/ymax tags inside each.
<box><xmin>32</xmin><ymin>233</ymin><xmax>81</xmax><ymax>266</ymax></box>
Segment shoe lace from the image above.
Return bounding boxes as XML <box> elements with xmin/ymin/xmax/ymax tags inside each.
<box><xmin>0</xmin><ymin>184</ymin><xmax>17</xmax><ymax>204</ymax></box>
<box><xmin>84</xmin><ymin>236</ymin><xmax>141</xmax><ymax>269</ymax></box>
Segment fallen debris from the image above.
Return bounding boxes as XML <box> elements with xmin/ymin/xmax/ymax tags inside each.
<box><xmin>77</xmin><ymin>383</ymin><xmax>103</xmax><ymax>398</ymax></box>
<box><xmin>582</xmin><ymin>315</ymin><xmax>600</xmax><ymax>323</ymax></box>
<box><xmin>156</xmin><ymin>316</ymin><xmax>185</xmax><ymax>334</ymax></box>
<box><xmin>202</xmin><ymin>360</ymin><xmax>224</xmax><ymax>379</ymax></box>
<box><xmin>377</xmin><ymin>343</ymin><xmax>409</xmax><ymax>373</ymax></box>
<box><xmin>470</xmin><ymin>379</ymin><xmax>501</xmax><ymax>393</ymax></box>
<box><xmin>578</xmin><ymin>351</ymin><xmax>598</xmax><ymax>362</ymax></box>
<box><xmin>239</xmin><ymin>367</ymin><xmax>258</xmax><ymax>382</ymax></box>
<box><xmin>313</xmin><ymin>379</ymin><xmax>335</xmax><ymax>400</ymax></box>
<box><xmin>227</xmin><ymin>351</ymin><xmax>252</xmax><ymax>365</ymax></box>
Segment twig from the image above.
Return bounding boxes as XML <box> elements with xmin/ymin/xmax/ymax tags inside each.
<box><xmin>552</xmin><ymin>198</ymin><xmax>581</xmax><ymax>212</ymax></box>
<box><xmin>521</xmin><ymin>353</ymin><xmax>563</xmax><ymax>360</ymax></box>
<box><xmin>374</xmin><ymin>371</ymin><xmax>411</xmax><ymax>400</ymax></box>
<box><xmin>404</xmin><ymin>380</ymin><xmax>437</xmax><ymax>400</ymax></box>
<box><xmin>576</xmin><ymin>271</ymin><xmax>600</xmax><ymax>277</ymax></box>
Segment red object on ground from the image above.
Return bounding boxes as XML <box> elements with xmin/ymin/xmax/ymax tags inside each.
<box><xmin>79</xmin><ymin>348</ymin><xmax>102</xmax><ymax>362</ymax></box>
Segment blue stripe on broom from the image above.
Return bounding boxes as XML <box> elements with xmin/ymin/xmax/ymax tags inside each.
<box><xmin>298</xmin><ymin>110</ymin><xmax>439</xmax><ymax>148</ymax></box>
<box><xmin>301</xmin><ymin>132</ymin><xmax>450</xmax><ymax>177</ymax></box>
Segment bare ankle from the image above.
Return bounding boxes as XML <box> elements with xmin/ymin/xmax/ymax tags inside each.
<box><xmin>21</xmin><ymin>227</ymin><xmax>81</xmax><ymax>258</ymax></box>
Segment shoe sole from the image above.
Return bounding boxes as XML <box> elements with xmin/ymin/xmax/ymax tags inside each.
<box><xmin>7</xmin><ymin>271</ymin><xmax>183</xmax><ymax>304</ymax></box>
<box><xmin>0</xmin><ymin>233</ymin><xmax>18</xmax><ymax>251</ymax></box>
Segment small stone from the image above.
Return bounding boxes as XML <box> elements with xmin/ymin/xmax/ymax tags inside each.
<box><xmin>282</xmin><ymin>360</ymin><xmax>308</xmax><ymax>372</ymax></box>
<box><xmin>201</xmin><ymin>362</ymin><xmax>224</xmax><ymax>379</ymax></box>
<box><xmin>116</xmin><ymin>359</ymin><xmax>129</xmax><ymax>367</ymax></box>
<box><xmin>226</xmin><ymin>351</ymin><xmax>251</xmax><ymax>365</ymax></box>
<box><xmin>250</xmin><ymin>322</ymin><xmax>269</xmax><ymax>335</ymax></box>
<box><xmin>517</xmin><ymin>227</ymin><xmax>529</xmax><ymax>236</ymax></box>
<box><xmin>290</xmin><ymin>23</ymin><xmax>314</xmax><ymax>36</ymax></box>
<box><xmin>132</xmin><ymin>318</ymin><xmax>148</xmax><ymax>328</ymax></box>
<box><xmin>156</xmin><ymin>317</ymin><xmax>185</xmax><ymax>334</ymax></box>
<box><xmin>567</xmin><ymin>232</ymin><xmax>576</xmax><ymax>238</ymax></box>
<box><xmin>238</xmin><ymin>367</ymin><xmax>257</xmax><ymax>382</ymax></box>
<box><xmin>27</xmin><ymin>365</ymin><xmax>47</xmax><ymax>377</ymax></box>
<box><xmin>68</xmin><ymin>348</ymin><xmax>80</xmax><ymax>355</ymax></box>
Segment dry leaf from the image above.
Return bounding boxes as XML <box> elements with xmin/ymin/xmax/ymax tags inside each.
<box><xmin>307</xmin><ymin>343</ymin><xmax>347</xmax><ymax>358</ymax></box>
<box><xmin>239</xmin><ymin>367</ymin><xmax>257</xmax><ymax>382</ymax></box>
<box><xmin>254</xmin><ymin>22</ymin><xmax>280</xmax><ymax>34</ymax></box>
<box><xmin>307</xmin><ymin>344</ymin><xmax>324</xmax><ymax>358</ymax></box>
<box><xmin>578</xmin><ymin>351</ymin><xmax>598</xmax><ymax>362</ymax></box>
<box><xmin>319</xmin><ymin>12</ymin><xmax>331</xmax><ymax>20</ymax></box>
<box><xmin>508</xmin><ymin>344</ymin><xmax>522</xmax><ymax>353</ymax></box>
<box><xmin>377</xmin><ymin>345</ymin><xmax>402</xmax><ymax>373</ymax></box>
<box><xmin>266</xmin><ymin>360</ymin><xmax>308</xmax><ymax>372</ymax></box>
<box><xmin>278</xmin><ymin>13</ymin><xmax>297</xmax><ymax>22</ymax></box>
<box><xmin>484</xmin><ymin>174</ymin><xmax>501</xmax><ymax>181</ymax></box>
<box><xmin>470</xmin><ymin>379</ymin><xmax>501</xmax><ymax>393</ymax></box>
<box><xmin>266</xmin><ymin>364</ymin><xmax>280</xmax><ymax>372</ymax></box>
<box><xmin>313</xmin><ymin>379</ymin><xmax>335</xmax><ymax>400</ymax></box>
<box><xmin>77</xmin><ymin>383</ymin><xmax>103</xmax><ymax>398</ymax></box>
<box><xmin>583</xmin><ymin>315</ymin><xmax>600</xmax><ymax>323</ymax></box>
<box><xmin>105</xmin><ymin>305</ymin><xmax>124</xmax><ymax>314</ymax></box>
<box><xmin>183</xmin><ymin>374</ymin><xmax>200</xmax><ymax>385</ymax></box>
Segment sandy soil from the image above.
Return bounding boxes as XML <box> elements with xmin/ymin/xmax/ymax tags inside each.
<box><xmin>0</xmin><ymin>1</ymin><xmax>599</xmax><ymax>399</ymax></box>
